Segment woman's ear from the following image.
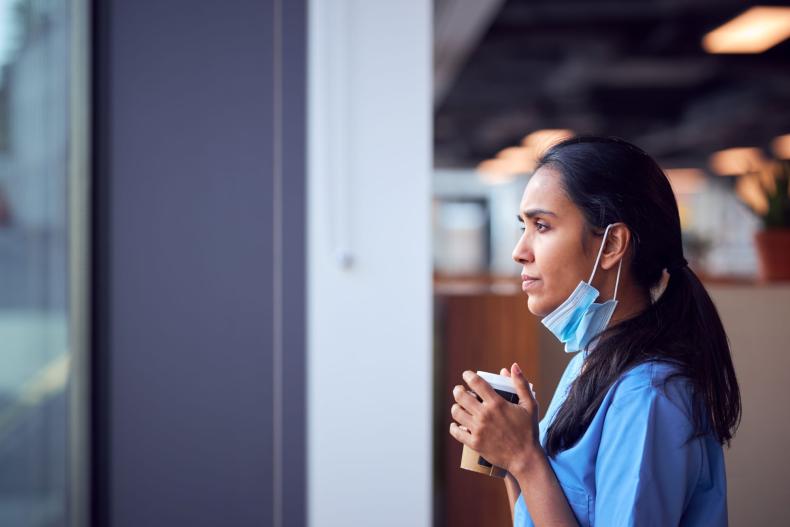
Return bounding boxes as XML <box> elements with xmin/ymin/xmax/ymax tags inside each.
<box><xmin>601</xmin><ymin>222</ymin><xmax>630</xmax><ymax>270</ymax></box>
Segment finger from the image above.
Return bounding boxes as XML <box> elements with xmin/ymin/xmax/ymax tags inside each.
<box><xmin>462</xmin><ymin>370</ymin><xmax>498</xmax><ymax>403</ymax></box>
<box><xmin>449</xmin><ymin>422</ymin><xmax>473</xmax><ymax>446</ymax></box>
<box><xmin>452</xmin><ymin>384</ymin><xmax>482</xmax><ymax>415</ymax></box>
<box><xmin>500</xmin><ymin>368</ymin><xmax>511</xmax><ymax>377</ymax></box>
<box><xmin>510</xmin><ymin>363</ymin><xmax>538</xmax><ymax>413</ymax></box>
<box><xmin>450</xmin><ymin>403</ymin><xmax>474</xmax><ymax>428</ymax></box>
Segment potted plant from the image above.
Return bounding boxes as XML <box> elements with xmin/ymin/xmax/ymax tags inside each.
<box><xmin>737</xmin><ymin>159</ymin><xmax>790</xmax><ymax>281</ymax></box>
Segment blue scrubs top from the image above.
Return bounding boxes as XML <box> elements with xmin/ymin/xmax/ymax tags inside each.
<box><xmin>514</xmin><ymin>350</ymin><xmax>727</xmax><ymax>526</ymax></box>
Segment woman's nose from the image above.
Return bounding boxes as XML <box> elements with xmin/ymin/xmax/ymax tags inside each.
<box><xmin>512</xmin><ymin>234</ymin><xmax>533</xmax><ymax>265</ymax></box>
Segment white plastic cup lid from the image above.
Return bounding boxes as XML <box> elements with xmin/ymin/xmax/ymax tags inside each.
<box><xmin>476</xmin><ymin>371</ymin><xmax>517</xmax><ymax>394</ymax></box>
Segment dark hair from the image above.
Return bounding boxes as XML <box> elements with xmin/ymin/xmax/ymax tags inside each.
<box><xmin>537</xmin><ymin>135</ymin><xmax>741</xmax><ymax>457</ymax></box>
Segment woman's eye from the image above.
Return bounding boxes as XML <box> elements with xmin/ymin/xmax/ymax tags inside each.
<box><xmin>517</xmin><ymin>221</ymin><xmax>548</xmax><ymax>233</ymax></box>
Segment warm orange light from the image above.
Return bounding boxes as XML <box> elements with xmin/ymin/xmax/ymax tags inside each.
<box><xmin>478</xmin><ymin>129</ymin><xmax>574</xmax><ymax>184</ymax></box>
<box><xmin>521</xmin><ymin>129</ymin><xmax>574</xmax><ymax>157</ymax></box>
<box><xmin>476</xmin><ymin>158</ymin><xmax>519</xmax><ymax>184</ymax></box>
<box><xmin>497</xmin><ymin>146</ymin><xmax>537</xmax><ymax>172</ymax></box>
<box><xmin>736</xmin><ymin>174</ymin><xmax>769</xmax><ymax>215</ymax></box>
<box><xmin>496</xmin><ymin>146</ymin><xmax>533</xmax><ymax>161</ymax></box>
<box><xmin>664</xmin><ymin>169</ymin><xmax>706</xmax><ymax>194</ymax></box>
<box><xmin>771</xmin><ymin>133</ymin><xmax>790</xmax><ymax>159</ymax></box>
<box><xmin>703</xmin><ymin>7</ymin><xmax>790</xmax><ymax>54</ymax></box>
<box><xmin>709</xmin><ymin>147</ymin><xmax>767</xmax><ymax>176</ymax></box>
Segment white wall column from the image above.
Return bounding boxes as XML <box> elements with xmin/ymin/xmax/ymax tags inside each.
<box><xmin>307</xmin><ymin>1</ymin><xmax>432</xmax><ymax>526</ymax></box>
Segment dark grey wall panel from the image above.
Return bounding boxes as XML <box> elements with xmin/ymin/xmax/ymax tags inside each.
<box><xmin>92</xmin><ymin>0</ymin><xmax>306</xmax><ymax>525</ymax></box>
<box><xmin>280</xmin><ymin>1</ymin><xmax>307</xmax><ymax>525</ymax></box>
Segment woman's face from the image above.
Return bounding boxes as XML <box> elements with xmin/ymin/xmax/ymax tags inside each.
<box><xmin>512</xmin><ymin>165</ymin><xmax>601</xmax><ymax>317</ymax></box>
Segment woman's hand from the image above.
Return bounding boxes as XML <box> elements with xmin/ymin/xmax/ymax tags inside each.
<box><xmin>498</xmin><ymin>367</ymin><xmax>530</xmax><ymax>488</ymax></box>
<box><xmin>449</xmin><ymin>363</ymin><xmax>541</xmax><ymax>475</ymax></box>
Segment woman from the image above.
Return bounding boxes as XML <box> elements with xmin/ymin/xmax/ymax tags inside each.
<box><xmin>449</xmin><ymin>136</ymin><xmax>741</xmax><ymax>526</ymax></box>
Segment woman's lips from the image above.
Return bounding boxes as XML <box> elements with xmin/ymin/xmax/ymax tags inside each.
<box><xmin>521</xmin><ymin>276</ymin><xmax>540</xmax><ymax>292</ymax></box>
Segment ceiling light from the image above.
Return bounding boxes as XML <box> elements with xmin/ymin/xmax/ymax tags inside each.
<box><xmin>496</xmin><ymin>146</ymin><xmax>533</xmax><ymax>161</ymax></box>
<box><xmin>479</xmin><ymin>130</ymin><xmax>575</xmax><ymax>184</ymax></box>
<box><xmin>709</xmin><ymin>147</ymin><xmax>767</xmax><ymax>176</ymax></box>
<box><xmin>735</xmin><ymin>175</ymin><xmax>769</xmax><ymax>215</ymax></box>
<box><xmin>521</xmin><ymin>129</ymin><xmax>574</xmax><ymax>156</ymax></box>
<box><xmin>771</xmin><ymin>133</ymin><xmax>790</xmax><ymax>159</ymax></box>
<box><xmin>664</xmin><ymin>169</ymin><xmax>706</xmax><ymax>194</ymax></box>
<box><xmin>703</xmin><ymin>7</ymin><xmax>790</xmax><ymax>54</ymax></box>
<box><xmin>496</xmin><ymin>146</ymin><xmax>537</xmax><ymax>173</ymax></box>
<box><xmin>476</xmin><ymin>159</ymin><xmax>519</xmax><ymax>185</ymax></box>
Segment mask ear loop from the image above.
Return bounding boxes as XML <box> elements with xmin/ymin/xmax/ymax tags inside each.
<box><xmin>612</xmin><ymin>259</ymin><xmax>622</xmax><ymax>301</ymax></box>
<box><xmin>588</xmin><ymin>223</ymin><xmax>624</xmax><ymax>302</ymax></box>
<box><xmin>588</xmin><ymin>224</ymin><xmax>614</xmax><ymax>284</ymax></box>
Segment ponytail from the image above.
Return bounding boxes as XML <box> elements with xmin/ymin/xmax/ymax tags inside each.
<box><xmin>654</xmin><ymin>265</ymin><xmax>741</xmax><ymax>445</ymax></box>
<box><xmin>544</xmin><ymin>263</ymin><xmax>741</xmax><ymax>456</ymax></box>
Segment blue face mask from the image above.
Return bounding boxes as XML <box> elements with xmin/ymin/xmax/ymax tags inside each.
<box><xmin>541</xmin><ymin>224</ymin><xmax>623</xmax><ymax>354</ymax></box>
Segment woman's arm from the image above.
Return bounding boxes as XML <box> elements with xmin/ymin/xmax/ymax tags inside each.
<box><xmin>496</xmin><ymin>369</ymin><xmax>572</xmax><ymax>526</ymax></box>
<box><xmin>450</xmin><ymin>366</ymin><xmax>579</xmax><ymax>526</ymax></box>
<box><xmin>504</xmin><ymin>472</ymin><xmax>521</xmax><ymax>523</ymax></box>
<box><xmin>509</xmin><ymin>448</ymin><xmax>579</xmax><ymax>527</ymax></box>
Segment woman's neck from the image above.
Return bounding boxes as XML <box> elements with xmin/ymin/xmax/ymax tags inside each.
<box><xmin>608</xmin><ymin>277</ymin><xmax>650</xmax><ymax>326</ymax></box>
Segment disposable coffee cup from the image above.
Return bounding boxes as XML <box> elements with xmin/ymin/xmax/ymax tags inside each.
<box><xmin>459</xmin><ymin>371</ymin><xmax>519</xmax><ymax>478</ymax></box>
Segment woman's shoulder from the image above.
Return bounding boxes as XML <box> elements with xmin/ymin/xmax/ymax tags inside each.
<box><xmin>618</xmin><ymin>358</ymin><xmax>687</xmax><ymax>386</ymax></box>
<box><xmin>607</xmin><ymin>359</ymin><xmax>695</xmax><ymax>418</ymax></box>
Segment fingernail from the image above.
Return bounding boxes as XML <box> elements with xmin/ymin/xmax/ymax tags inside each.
<box><xmin>513</xmin><ymin>363</ymin><xmax>522</xmax><ymax>375</ymax></box>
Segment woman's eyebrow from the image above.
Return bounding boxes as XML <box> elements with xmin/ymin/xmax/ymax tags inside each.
<box><xmin>522</xmin><ymin>208</ymin><xmax>557</xmax><ymax>219</ymax></box>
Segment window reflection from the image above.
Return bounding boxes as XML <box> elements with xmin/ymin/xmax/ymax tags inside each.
<box><xmin>0</xmin><ymin>0</ymin><xmax>73</xmax><ymax>524</ymax></box>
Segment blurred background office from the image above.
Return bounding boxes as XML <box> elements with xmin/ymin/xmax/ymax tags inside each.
<box><xmin>0</xmin><ymin>0</ymin><xmax>787</xmax><ymax>526</ymax></box>
<box><xmin>432</xmin><ymin>2</ymin><xmax>790</xmax><ymax>526</ymax></box>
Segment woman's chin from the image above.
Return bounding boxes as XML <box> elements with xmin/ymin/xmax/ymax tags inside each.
<box><xmin>526</xmin><ymin>295</ymin><xmax>543</xmax><ymax>316</ymax></box>
<box><xmin>526</xmin><ymin>295</ymin><xmax>554</xmax><ymax>318</ymax></box>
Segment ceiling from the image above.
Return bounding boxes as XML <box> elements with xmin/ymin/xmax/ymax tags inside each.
<box><xmin>433</xmin><ymin>0</ymin><xmax>790</xmax><ymax>170</ymax></box>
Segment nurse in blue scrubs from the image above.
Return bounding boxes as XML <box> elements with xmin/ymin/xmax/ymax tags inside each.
<box><xmin>449</xmin><ymin>136</ymin><xmax>741</xmax><ymax>526</ymax></box>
